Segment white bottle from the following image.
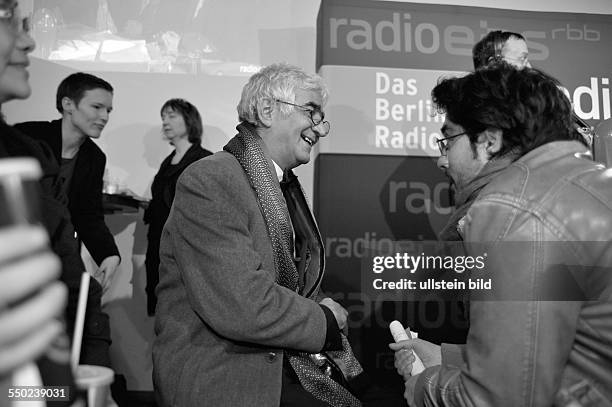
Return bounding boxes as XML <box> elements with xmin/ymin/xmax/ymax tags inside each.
<box><xmin>389</xmin><ymin>320</ymin><xmax>426</xmax><ymax>376</ymax></box>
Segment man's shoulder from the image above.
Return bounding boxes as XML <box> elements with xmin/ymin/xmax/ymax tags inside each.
<box><xmin>477</xmin><ymin>141</ymin><xmax>596</xmax><ymax>204</ymax></box>
<box><xmin>180</xmin><ymin>151</ymin><xmax>245</xmax><ymax>185</ymax></box>
<box><xmin>469</xmin><ymin>141</ymin><xmax>612</xmax><ymax>239</ymax></box>
<box><xmin>175</xmin><ymin>151</ymin><xmax>256</xmax><ymax>209</ymax></box>
<box><xmin>187</xmin><ymin>150</ymin><xmax>238</xmax><ymax>170</ymax></box>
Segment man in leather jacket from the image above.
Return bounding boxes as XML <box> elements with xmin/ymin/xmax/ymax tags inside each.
<box><xmin>391</xmin><ymin>64</ymin><xmax>612</xmax><ymax>407</ymax></box>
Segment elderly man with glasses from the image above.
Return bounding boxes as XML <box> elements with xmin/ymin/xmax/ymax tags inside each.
<box><xmin>153</xmin><ymin>63</ymin><xmax>405</xmax><ymax>407</ymax></box>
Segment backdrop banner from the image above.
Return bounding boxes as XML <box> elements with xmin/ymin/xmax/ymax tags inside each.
<box><xmin>314</xmin><ymin>0</ymin><xmax>612</xmax><ymax>388</ymax></box>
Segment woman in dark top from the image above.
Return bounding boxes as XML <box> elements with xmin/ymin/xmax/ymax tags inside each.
<box><xmin>144</xmin><ymin>98</ymin><xmax>211</xmax><ymax>315</ymax></box>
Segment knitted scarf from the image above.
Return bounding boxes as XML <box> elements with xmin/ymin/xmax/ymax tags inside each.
<box><xmin>224</xmin><ymin>122</ymin><xmax>363</xmax><ymax>407</ymax></box>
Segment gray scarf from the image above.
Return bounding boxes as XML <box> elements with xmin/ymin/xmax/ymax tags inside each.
<box><xmin>224</xmin><ymin>122</ymin><xmax>363</xmax><ymax>407</ymax></box>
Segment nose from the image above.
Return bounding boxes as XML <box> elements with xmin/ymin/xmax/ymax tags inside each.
<box><xmin>99</xmin><ymin>109</ymin><xmax>109</xmax><ymax>122</ymax></box>
<box><xmin>437</xmin><ymin>155</ymin><xmax>449</xmax><ymax>171</ymax></box>
<box><xmin>312</xmin><ymin>121</ymin><xmax>330</xmax><ymax>138</ymax></box>
<box><xmin>17</xmin><ymin>30</ymin><xmax>35</xmax><ymax>54</ymax></box>
<box><xmin>525</xmin><ymin>60</ymin><xmax>532</xmax><ymax>68</ymax></box>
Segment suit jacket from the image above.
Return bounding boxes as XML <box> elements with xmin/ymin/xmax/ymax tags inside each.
<box><xmin>153</xmin><ymin>151</ymin><xmax>332</xmax><ymax>407</ymax></box>
<box><xmin>15</xmin><ymin>119</ymin><xmax>119</xmax><ymax>265</ymax></box>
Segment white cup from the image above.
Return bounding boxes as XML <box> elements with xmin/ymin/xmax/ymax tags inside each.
<box><xmin>75</xmin><ymin>365</ymin><xmax>114</xmax><ymax>407</ymax></box>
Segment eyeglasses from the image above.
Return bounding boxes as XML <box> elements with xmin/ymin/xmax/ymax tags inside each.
<box><xmin>0</xmin><ymin>3</ymin><xmax>30</xmax><ymax>33</ymax></box>
<box><xmin>275</xmin><ymin>99</ymin><xmax>331</xmax><ymax>134</ymax></box>
<box><xmin>436</xmin><ymin>131</ymin><xmax>467</xmax><ymax>155</ymax></box>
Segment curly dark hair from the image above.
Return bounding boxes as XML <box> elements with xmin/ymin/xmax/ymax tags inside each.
<box><xmin>160</xmin><ymin>98</ymin><xmax>203</xmax><ymax>144</ymax></box>
<box><xmin>432</xmin><ymin>63</ymin><xmax>587</xmax><ymax>158</ymax></box>
<box><xmin>472</xmin><ymin>30</ymin><xmax>525</xmax><ymax>70</ymax></box>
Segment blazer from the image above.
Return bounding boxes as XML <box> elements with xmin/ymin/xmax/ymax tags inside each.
<box><xmin>15</xmin><ymin>119</ymin><xmax>119</xmax><ymax>265</ymax></box>
<box><xmin>153</xmin><ymin>151</ymin><xmax>331</xmax><ymax>407</ymax></box>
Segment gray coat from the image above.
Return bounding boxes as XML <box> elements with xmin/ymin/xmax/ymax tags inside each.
<box><xmin>152</xmin><ymin>151</ymin><xmax>328</xmax><ymax>407</ymax></box>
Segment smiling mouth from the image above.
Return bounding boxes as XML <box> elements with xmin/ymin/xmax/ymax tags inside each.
<box><xmin>301</xmin><ymin>134</ymin><xmax>316</xmax><ymax>146</ymax></box>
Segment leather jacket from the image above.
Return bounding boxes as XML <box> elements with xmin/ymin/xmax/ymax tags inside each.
<box><xmin>415</xmin><ymin>141</ymin><xmax>612</xmax><ymax>406</ymax></box>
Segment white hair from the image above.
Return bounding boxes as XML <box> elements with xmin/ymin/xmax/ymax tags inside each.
<box><xmin>236</xmin><ymin>63</ymin><xmax>328</xmax><ymax>126</ymax></box>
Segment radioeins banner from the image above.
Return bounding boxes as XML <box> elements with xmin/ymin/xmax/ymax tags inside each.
<box><xmin>312</xmin><ymin>0</ymin><xmax>612</xmax><ymax>381</ymax></box>
<box><xmin>315</xmin><ymin>0</ymin><xmax>612</xmax><ymax>157</ymax></box>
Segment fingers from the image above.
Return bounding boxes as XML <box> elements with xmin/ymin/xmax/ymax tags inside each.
<box><xmin>389</xmin><ymin>339</ymin><xmax>415</xmax><ymax>352</ymax></box>
<box><xmin>0</xmin><ymin>226</ymin><xmax>48</xmax><ymax>262</ymax></box>
<box><xmin>319</xmin><ymin>297</ymin><xmax>334</xmax><ymax>307</ymax></box>
<box><xmin>98</xmin><ymin>268</ymin><xmax>110</xmax><ymax>288</ymax></box>
<box><xmin>0</xmin><ymin>319</ymin><xmax>64</xmax><ymax>376</ymax></box>
<box><xmin>319</xmin><ymin>298</ymin><xmax>348</xmax><ymax>330</ymax></box>
<box><xmin>0</xmin><ymin>282</ymin><xmax>67</xmax><ymax>346</ymax></box>
<box><xmin>91</xmin><ymin>270</ymin><xmax>105</xmax><ymax>286</ymax></box>
<box><xmin>341</xmin><ymin>308</ymin><xmax>349</xmax><ymax>334</ymax></box>
<box><xmin>394</xmin><ymin>346</ymin><xmax>416</xmax><ymax>380</ymax></box>
<box><xmin>0</xmin><ymin>251</ymin><xmax>61</xmax><ymax>309</ymax></box>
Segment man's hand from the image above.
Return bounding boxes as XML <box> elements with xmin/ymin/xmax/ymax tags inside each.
<box><xmin>319</xmin><ymin>297</ymin><xmax>348</xmax><ymax>331</ymax></box>
<box><xmin>95</xmin><ymin>255</ymin><xmax>120</xmax><ymax>290</ymax></box>
<box><xmin>389</xmin><ymin>337</ymin><xmax>441</xmax><ymax>381</ymax></box>
<box><xmin>0</xmin><ymin>226</ymin><xmax>67</xmax><ymax>376</ymax></box>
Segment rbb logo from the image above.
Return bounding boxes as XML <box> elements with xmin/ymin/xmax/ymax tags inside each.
<box><xmin>552</xmin><ymin>24</ymin><xmax>600</xmax><ymax>42</ymax></box>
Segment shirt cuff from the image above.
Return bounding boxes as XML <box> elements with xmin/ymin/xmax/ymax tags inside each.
<box><xmin>319</xmin><ymin>304</ymin><xmax>343</xmax><ymax>351</ymax></box>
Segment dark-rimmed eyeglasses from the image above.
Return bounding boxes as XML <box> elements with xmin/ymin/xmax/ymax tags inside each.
<box><xmin>0</xmin><ymin>3</ymin><xmax>30</xmax><ymax>33</ymax></box>
<box><xmin>275</xmin><ymin>99</ymin><xmax>330</xmax><ymax>134</ymax></box>
<box><xmin>436</xmin><ymin>131</ymin><xmax>467</xmax><ymax>155</ymax></box>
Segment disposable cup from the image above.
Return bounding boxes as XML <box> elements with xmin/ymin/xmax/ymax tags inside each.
<box><xmin>75</xmin><ymin>365</ymin><xmax>114</xmax><ymax>407</ymax></box>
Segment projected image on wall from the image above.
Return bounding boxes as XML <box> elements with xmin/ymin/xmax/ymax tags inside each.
<box><xmin>30</xmin><ymin>0</ymin><xmax>263</xmax><ymax>76</ymax></box>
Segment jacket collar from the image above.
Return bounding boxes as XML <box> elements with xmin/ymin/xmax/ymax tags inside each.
<box><xmin>516</xmin><ymin>141</ymin><xmax>591</xmax><ymax>166</ymax></box>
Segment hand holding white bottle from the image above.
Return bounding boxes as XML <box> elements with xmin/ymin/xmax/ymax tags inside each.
<box><xmin>389</xmin><ymin>320</ymin><xmax>426</xmax><ymax>376</ymax></box>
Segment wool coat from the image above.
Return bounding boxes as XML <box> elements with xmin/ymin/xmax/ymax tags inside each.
<box><xmin>153</xmin><ymin>150</ymin><xmax>331</xmax><ymax>407</ymax></box>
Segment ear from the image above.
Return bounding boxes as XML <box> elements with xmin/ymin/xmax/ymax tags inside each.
<box><xmin>479</xmin><ymin>129</ymin><xmax>503</xmax><ymax>156</ymax></box>
<box><xmin>256</xmin><ymin>98</ymin><xmax>275</xmax><ymax>128</ymax></box>
<box><xmin>61</xmin><ymin>97</ymin><xmax>75</xmax><ymax>114</ymax></box>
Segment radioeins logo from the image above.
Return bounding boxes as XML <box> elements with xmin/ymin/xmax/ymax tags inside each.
<box><xmin>328</xmin><ymin>12</ymin><xmax>611</xmax><ymax>121</ymax></box>
<box><xmin>328</xmin><ymin>12</ymin><xmax>601</xmax><ymax>59</ymax></box>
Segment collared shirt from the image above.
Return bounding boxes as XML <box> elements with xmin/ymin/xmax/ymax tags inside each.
<box><xmin>272</xmin><ymin>160</ymin><xmax>283</xmax><ymax>182</ymax></box>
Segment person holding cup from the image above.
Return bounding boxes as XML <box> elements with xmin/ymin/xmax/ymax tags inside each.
<box><xmin>0</xmin><ymin>0</ymin><xmax>112</xmax><ymax>372</ymax></box>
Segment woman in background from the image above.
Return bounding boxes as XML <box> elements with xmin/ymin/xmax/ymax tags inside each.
<box><xmin>144</xmin><ymin>98</ymin><xmax>211</xmax><ymax>316</ymax></box>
